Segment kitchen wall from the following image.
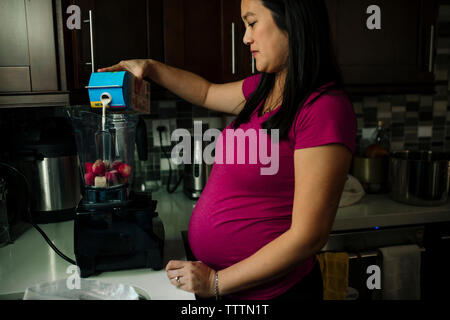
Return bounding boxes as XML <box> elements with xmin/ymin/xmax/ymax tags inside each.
<box><xmin>138</xmin><ymin>101</ymin><xmax>223</xmax><ymax>191</ymax></box>
<box><xmin>353</xmin><ymin>3</ymin><xmax>450</xmax><ymax>156</ymax></box>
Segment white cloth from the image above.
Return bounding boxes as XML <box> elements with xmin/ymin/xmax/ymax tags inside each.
<box><xmin>338</xmin><ymin>175</ymin><xmax>365</xmax><ymax>207</ymax></box>
<box><xmin>378</xmin><ymin>244</ymin><xmax>422</xmax><ymax>300</ymax></box>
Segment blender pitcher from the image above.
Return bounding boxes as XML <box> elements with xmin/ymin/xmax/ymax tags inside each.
<box><xmin>67</xmin><ymin>109</ymin><xmax>138</xmax><ymax>206</ymax></box>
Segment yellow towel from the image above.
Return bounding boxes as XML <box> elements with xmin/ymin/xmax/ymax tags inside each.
<box><xmin>316</xmin><ymin>252</ymin><xmax>349</xmax><ymax>300</ymax></box>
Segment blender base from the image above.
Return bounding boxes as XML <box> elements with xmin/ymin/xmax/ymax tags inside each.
<box><xmin>74</xmin><ymin>192</ymin><xmax>164</xmax><ymax>278</ymax></box>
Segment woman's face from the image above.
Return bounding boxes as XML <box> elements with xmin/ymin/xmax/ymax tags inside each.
<box><xmin>241</xmin><ymin>0</ymin><xmax>289</xmax><ymax>74</ymax></box>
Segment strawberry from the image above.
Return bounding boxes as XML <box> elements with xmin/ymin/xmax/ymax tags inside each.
<box><xmin>92</xmin><ymin>159</ymin><xmax>105</xmax><ymax>176</ymax></box>
<box><xmin>118</xmin><ymin>163</ymin><xmax>132</xmax><ymax>178</ymax></box>
<box><xmin>84</xmin><ymin>172</ymin><xmax>95</xmax><ymax>186</ymax></box>
<box><xmin>112</xmin><ymin>160</ymin><xmax>123</xmax><ymax>170</ymax></box>
<box><xmin>85</xmin><ymin>162</ymin><xmax>93</xmax><ymax>173</ymax></box>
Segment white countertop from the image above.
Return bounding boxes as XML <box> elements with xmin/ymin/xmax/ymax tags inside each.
<box><xmin>1</xmin><ymin>188</ymin><xmax>450</xmax><ymax>299</ymax></box>
<box><xmin>0</xmin><ymin>188</ymin><xmax>197</xmax><ymax>300</ymax></box>
<box><xmin>334</xmin><ymin>194</ymin><xmax>450</xmax><ymax>231</ymax></box>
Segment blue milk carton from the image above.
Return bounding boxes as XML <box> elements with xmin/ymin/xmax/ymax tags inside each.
<box><xmin>86</xmin><ymin>71</ymin><xmax>150</xmax><ymax>113</ymax></box>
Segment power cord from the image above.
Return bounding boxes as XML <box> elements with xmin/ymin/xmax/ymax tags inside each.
<box><xmin>156</xmin><ymin>126</ymin><xmax>183</xmax><ymax>193</ymax></box>
<box><xmin>0</xmin><ymin>162</ymin><xmax>77</xmax><ymax>265</ymax></box>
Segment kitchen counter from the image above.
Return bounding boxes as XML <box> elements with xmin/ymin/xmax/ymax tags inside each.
<box><xmin>0</xmin><ymin>188</ymin><xmax>197</xmax><ymax>300</ymax></box>
<box><xmin>334</xmin><ymin>194</ymin><xmax>450</xmax><ymax>231</ymax></box>
<box><xmin>1</xmin><ymin>188</ymin><xmax>450</xmax><ymax>299</ymax></box>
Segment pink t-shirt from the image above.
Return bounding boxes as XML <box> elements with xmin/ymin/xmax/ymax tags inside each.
<box><xmin>188</xmin><ymin>74</ymin><xmax>356</xmax><ymax>300</ymax></box>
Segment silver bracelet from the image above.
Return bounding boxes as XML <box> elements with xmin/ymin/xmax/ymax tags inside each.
<box><xmin>214</xmin><ymin>271</ymin><xmax>220</xmax><ymax>300</ymax></box>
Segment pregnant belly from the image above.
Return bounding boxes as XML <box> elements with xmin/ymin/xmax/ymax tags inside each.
<box><xmin>188</xmin><ymin>213</ymin><xmax>291</xmax><ymax>270</ymax></box>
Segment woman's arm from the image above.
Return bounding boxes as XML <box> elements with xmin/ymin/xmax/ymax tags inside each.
<box><xmin>98</xmin><ymin>59</ymin><xmax>246</xmax><ymax>115</ymax></box>
<box><xmin>166</xmin><ymin>143</ymin><xmax>351</xmax><ymax>297</ymax></box>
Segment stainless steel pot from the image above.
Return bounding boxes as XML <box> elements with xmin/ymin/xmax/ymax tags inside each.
<box><xmin>389</xmin><ymin>150</ymin><xmax>450</xmax><ymax>206</ymax></box>
<box><xmin>11</xmin><ymin>116</ymin><xmax>81</xmax><ymax>223</ymax></box>
<box><xmin>16</xmin><ymin>155</ymin><xmax>80</xmax><ymax>211</ymax></box>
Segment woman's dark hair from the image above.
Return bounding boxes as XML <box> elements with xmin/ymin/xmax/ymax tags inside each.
<box><xmin>232</xmin><ymin>0</ymin><xmax>343</xmax><ymax>140</ymax></box>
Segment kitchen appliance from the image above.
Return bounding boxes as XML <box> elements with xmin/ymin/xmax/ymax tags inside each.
<box><xmin>389</xmin><ymin>150</ymin><xmax>450</xmax><ymax>206</ymax></box>
<box><xmin>67</xmin><ymin>108</ymin><xmax>164</xmax><ymax>278</ymax></box>
<box><xmin>9</xmin><ymin>117</ymin><xmax>80</xmax><ymax>224</ymax></box>
<box><xmin>183</xmin><ymin>124</ymin><xmax>211</xmax><ymax>199</ymax></box>
<box><xmin>351</xmin><ymin>156</ymin><xmax>389</xmax><ymax>194</ymax></box>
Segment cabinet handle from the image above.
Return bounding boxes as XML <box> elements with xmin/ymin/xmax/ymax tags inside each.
<box><xmin>429</xmin><ymin>25</ymin><xmax>435</xmax><ymax>74</ymax></box>
<box><xmin>83</xmin><ymin>10</ymin><xmax>95</xmax><ymax>73</ymax></box>
<box><xmin>231</xmin><ymin>23</ymin><xmax>236</xmax><ymax>75</ymax></box>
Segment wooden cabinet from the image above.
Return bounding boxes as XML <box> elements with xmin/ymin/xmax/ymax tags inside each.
<box><xmin>220</xmin><ymin>0</ymin><xmax>256</xmax><ymax>83</ymax></box>
<box><xmin>326</xmin><ymin>0</ymin><xmax>439</xmax><ymax>94</ymax></box>
<box><xmin>62</xmin><ymin>0</ymin><xmax>164</xmax><ymax>103</ymax></box>
<box><xmin>61</xmin><ymin>0</ymin><xmax>440</xmax><ymax>105</ymax></box>
<box><xmin>163</xmin><ymin>0</ymin><xmax>255</xmax><ymax>85</ymax></box>
<box><xmin>163</xmin><ymin>0</ymin><xmax>222</xmax><ymax>83</ymax></box>
<box><xmin>0</xmin><ymin>0</ymin><xmax>69</xmax><ymax>107</ymax></box>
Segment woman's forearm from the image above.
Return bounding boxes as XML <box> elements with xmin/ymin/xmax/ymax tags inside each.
<box><xmin>217</xmin><ymin>229</ymin><xmax>324</xmax><ymax>296</ymax></box>
<box><xmin>144</xmin><ymin>59</ymin><xmax>211</xmax><ymax>108</ymax></box>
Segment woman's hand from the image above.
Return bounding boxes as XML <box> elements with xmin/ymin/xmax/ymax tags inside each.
<box><xmin>97</xmin><ymin>59</ymin><xmax>151</xmax><ymax>93</ymax></box>
<box><xmin>166</xmin><ymin>260</ymin><xmax>216</xmax><ymax>298</ymax></box>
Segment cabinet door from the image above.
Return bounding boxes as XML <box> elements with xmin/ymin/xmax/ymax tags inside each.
<box><xmin>163</xmin><ymin>0</ymin><xmax>223</xmax><ymax>84</ymax></box>
<box><xmin>63</xmin><ymin>0</ymin><xmax>94</xmax><ymax>93</ymax></box>
<box><xmin>92</xmin><ymin>0</ymin><xmax>149</xmax><ymax>70</ymax></box>
<box><xmin>63</xmin><ymin>0</ymin><xmax>160</xmax><ymax>102</ymax></box>
<box><xmin>163</xmin><ymin>0</ymin><xmax>254</xmax><ymax>85</ymax></box>
<box><xmin>327</xmin><ymin>0</ymin><xmax>438</xmax><ymax>93</ymax></box>
<box><xmin>221</xmin><ymin>0</ymin><xmax>255</xmax><ymax>83</ymax></box>
<box><xmin>0</xmin><ymin>0</ymin><xmax>31</xmax><ymax>92</ymax></box>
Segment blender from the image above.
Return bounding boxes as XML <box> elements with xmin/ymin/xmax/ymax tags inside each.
<box><xmin>66</xmin><ymin>107</ymin><xmax>164</xmax><ymax>278</ymax></box>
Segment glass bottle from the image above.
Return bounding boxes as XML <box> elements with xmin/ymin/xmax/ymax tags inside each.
<box><xmin>370</xmin><ymin>121</ymin><xmax>390</xmax><ymax>150</ymax></box>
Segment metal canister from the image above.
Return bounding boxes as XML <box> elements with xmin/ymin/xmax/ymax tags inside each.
<box><xmin>352</xmin><ymin>156</ymin><xmax>389</xmax><ymax>193</ymax></box>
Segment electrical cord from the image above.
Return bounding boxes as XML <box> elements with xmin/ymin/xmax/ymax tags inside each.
<box><xmin>157</xmin><ymin>126</ymin><xmax>183</xmax><ymax>193</ymax></box>
<box><xmin>0</xmin><ymin>162</ymin><xmax>77</xmax><ymax>265</ymax></box>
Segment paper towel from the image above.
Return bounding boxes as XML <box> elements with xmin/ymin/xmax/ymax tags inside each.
<box><xmin>338</xmin><ymin>175</ymin><xmax>365</xmax><ymax>207</ymax></box>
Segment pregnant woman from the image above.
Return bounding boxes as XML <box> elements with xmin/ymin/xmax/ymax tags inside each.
<box><xmin>99</xmin><ymin>0</ymin><xmax>356</xmax><ymax>300</ymax></box>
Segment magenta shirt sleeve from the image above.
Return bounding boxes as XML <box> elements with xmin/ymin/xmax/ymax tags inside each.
<box><xmin>293</xmin><ymin>91</ymin><xmax>357</xmax><ymax>154</ymax></box>
<box><xmin>242</xmin><ymin>74</ymin><xmax>262</xmax><ymax>100</ymax></box>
